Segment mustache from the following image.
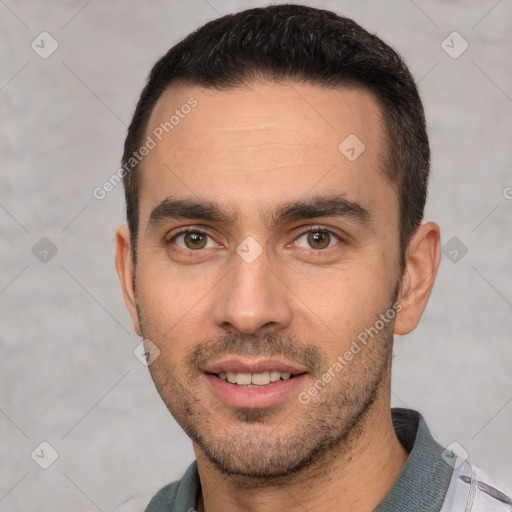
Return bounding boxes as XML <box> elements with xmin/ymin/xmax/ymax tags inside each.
<box><xmin>187</xmin><ymin>331</ymin><xmax>327</xmax><ymax>376</ymax></box>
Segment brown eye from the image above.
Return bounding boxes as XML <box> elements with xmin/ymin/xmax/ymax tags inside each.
<box><xmin>295</xmin><ymin>229</ymin><xmax>339</xmax><ymax>250</ymax></box>
<box><xmin>173</xmin><ymin>231</ymin><xmax>214</xmax><ymax>250</ymax></box>
<box><xmin>308</xmin><ymin>231</ymin><xmax>330</xmax><ymax>249</ymax></box>
<box><xmin>184</xmin><ymin>232</ymin><xmax>207</xmax><ymax>249</ymax></box>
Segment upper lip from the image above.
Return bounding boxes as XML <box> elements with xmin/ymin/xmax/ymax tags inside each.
<box><xmin>202</xmin><ymin>356</ymin><xmax>308</xmax><ymax>375</ymax></box>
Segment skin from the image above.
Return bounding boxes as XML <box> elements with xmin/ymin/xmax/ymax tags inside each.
<box><xmin>116</xmin><ymin>80</ymin><xmax>441</xmax><ymax>512</ymax></box>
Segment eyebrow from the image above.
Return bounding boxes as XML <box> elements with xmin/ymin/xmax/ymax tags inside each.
<box><xmin>268</xmin><ymin>194</ymin><xmax>371</xmax><ymax>227</ymax></box>
<box><xmin>146</xmin><ymin>194</ymin><xmax>371</xmax><ymax>232</ymax></box>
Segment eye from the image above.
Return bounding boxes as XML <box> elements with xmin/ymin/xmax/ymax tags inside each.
<box><xmin>171</xmin><ymin>230</ymin><xmax>217</xmax><ymax>250</ymax></box>
<box><xmin>294</xmin><ymin>229</ymin><xmax>341</xmax><ymax>250</ymax></box>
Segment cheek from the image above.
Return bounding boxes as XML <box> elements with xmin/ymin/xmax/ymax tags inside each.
<box><xmin>135</xmin><ymin>258</ymin><xmax>218</xmax><ymax>351</ymax></box>
<box><xmin>285</xmin><ymin>262</ymin><xmax>395</xmax><ymax>354</ymax></box>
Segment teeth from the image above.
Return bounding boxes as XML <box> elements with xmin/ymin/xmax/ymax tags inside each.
<box><xmin>225</xmin><ymin>372</ymin><xmax>237</xmax><ymax>384</ymax></box>
<box><xmin>251</xmin><ymin>371</ymin><xmax>270</xmax><ymax>385</ymax></box>
<box><xmin>217</xmin><ymin>370</ymin><xmax>293</xmax><ymax>386</ymax></box>
<box><xmin>270</xmin><ymin>371</ymin><xmax>282</xmax><ymax>382</ymax></box>
<box><xmin>236</xmin><ymin>372</ymin><xmax>252</xmax><ymax>385</ymax></box>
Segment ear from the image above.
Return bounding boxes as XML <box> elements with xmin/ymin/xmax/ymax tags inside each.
<box><xmin>115</xmin><ymin>225</ymin><xmax>142</xmax><ymax>336</ymax></box>
<box><xmin>394</xmin><ymin>222</ymin><xmax>441</xmax><ymax>335</ymax></box>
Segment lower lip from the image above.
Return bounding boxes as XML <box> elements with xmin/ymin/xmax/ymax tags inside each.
<box><xmin>204</xmin><ymin>373</ymin><xmax>308</xmax><ymax>408</ymax></box>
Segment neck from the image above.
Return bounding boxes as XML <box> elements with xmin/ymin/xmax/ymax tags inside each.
<box><xmin>195</xmin><ymin>388</ymin><xmax>408</xmax><ymax>512</ymax></box>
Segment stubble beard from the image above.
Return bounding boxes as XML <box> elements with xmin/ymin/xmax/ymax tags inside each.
<box><xmin>137</xmin><ymin>298</ymin><xmax>396</xmax><ymax>481</ymax></box>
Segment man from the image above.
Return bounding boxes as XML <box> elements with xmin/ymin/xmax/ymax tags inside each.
<box><xmin>115</xmin><ymin>4</ymin><xmax>510</xmax><ymax>511</ymax></box>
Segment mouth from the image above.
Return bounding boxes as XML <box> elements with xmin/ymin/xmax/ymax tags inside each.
<box><xmin>202</xmin><ymin>357</ymin><xmax>309</xmax><ymax>408</ymax></box>
<box><xmin>215</xmin><ymin>370</ymin><xmax>295</xmax><ymax>388</ymax></box>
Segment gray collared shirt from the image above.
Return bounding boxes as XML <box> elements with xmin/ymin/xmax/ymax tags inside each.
<box><xmin>145</xmin><ymin>408</ymin><xmax>511</xmax><ymax>511</ymax></box>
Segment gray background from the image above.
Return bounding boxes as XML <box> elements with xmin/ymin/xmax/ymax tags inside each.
<box><xmin>1</xmin><ymin>0</ymin><xmax>511</xmax><ymax>510</ymax></box>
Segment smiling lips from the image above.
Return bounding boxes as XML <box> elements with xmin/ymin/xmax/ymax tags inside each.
<box><xmin>203</xmin><ymin>357</ymin><xmax>307</xmax><ymax>385</ymax></box>
<box><xmin>202</xmin><ymin>357</ymin><xmax>309</xmax><ymax>407</ymax></box>
<box><xmin>218</xmin><ymin>370</ymin><xmax>292</xmax><ymax>387</ymax></box>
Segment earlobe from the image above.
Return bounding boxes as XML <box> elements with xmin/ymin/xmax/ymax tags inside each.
<box><xmin>394</xmin><ymin>222</ymin><xmax>441</xmax><ymax>335</ymax></box>
<box><xmin>115</xmin><ymin>225</ymin><xmax>142</xmax><ymax>336</ymax></box>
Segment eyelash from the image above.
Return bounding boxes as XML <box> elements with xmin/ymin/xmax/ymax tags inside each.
<box><xmin>166</xmin><ymin>225</ymin><xmax>343</xmax><ymax>255</ymax></box>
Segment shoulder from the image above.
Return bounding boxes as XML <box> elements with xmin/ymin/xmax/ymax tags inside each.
<box><xmin>441</xmin><ymin>458</ymin><xmax>512</xmax><ymax>512</ymax></box>
<box><xmin>144</xmin><ymin>460</ymin><xmax>200</xmax><ymax>512</ymax></box>
<box><xmin>145</xmin><ymin>481</ymin><xmax>180</xmax><ymax>512</ymax></box>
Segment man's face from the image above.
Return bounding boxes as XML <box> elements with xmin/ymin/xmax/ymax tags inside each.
<box><xmin>126</xmin><ymin>81</ymin><xmax>403</xmax><ymax>477</ymax></box>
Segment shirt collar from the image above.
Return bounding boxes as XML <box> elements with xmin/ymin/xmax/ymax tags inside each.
<box><xmin>376</xmin><ymin>408</ymin><xmax>453</xmax><ymax>512</ymax></box>
<box><xmin>157</xmin><ymin>408</ymin><xmax>453</xmax><ymax>511</ymax></box>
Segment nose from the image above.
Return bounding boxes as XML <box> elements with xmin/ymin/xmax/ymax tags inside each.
<box><xmin>212</xmin><ymin>247</ymin><xmax>293</xmax><ymax>335</ymax></box>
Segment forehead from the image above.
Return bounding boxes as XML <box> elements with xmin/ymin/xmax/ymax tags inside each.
<box><xmin>139</xmin><ymin>80</ymin><xmax>395</xmax><ymax>226</ymax></box>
